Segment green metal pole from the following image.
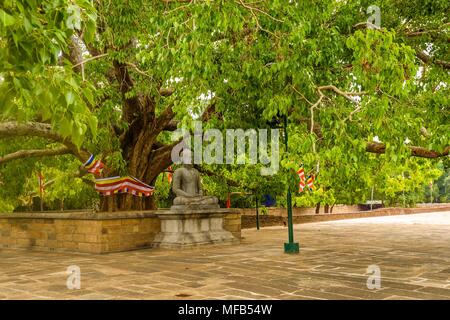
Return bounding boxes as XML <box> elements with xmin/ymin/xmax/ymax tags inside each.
<box><xmin>283</xmin><ymin>115</ymin><xmax>299</xmax><ymax>254</ymax></box>
<box><xmin>255</xmin><ymin>195</ymin><xmax>260</xmax><ymax>230</ymax></box>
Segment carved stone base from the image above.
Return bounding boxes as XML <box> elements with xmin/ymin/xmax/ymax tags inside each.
<box><xmin>153</xmin><ymin>208</ymin><xmax>239</xmax><ymax>248</ymax></box>
<box><xmin>170</xmin><ymin>204</ymin><xmax>220</xmax><ymax>211</ymax></box>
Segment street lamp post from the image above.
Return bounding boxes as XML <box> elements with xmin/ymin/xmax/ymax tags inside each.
<box><xmin>282</xmin><ymin>115</ymin><xmax>300</xmax><ymax>254</ymax></box>
<box><xmin>255</xmin><ymin>195</ymin><xmax>260</xmax><ymax>231</ymax></box>
<box><xmin>268</xmin><ymin>115</ymin><xmax>299</xmax><ymax>253</ymax></box>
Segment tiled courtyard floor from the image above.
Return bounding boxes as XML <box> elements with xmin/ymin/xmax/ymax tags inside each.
<box><xmin>1</xmin><ymin>211</ymin><xmax>449</xmax><ymax>300</ymax></box>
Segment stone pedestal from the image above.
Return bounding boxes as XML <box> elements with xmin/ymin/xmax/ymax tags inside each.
<box><xmin>153</xmin><ymin>208</ymin><xmax>239</xmax><ymax>248</ymax></box>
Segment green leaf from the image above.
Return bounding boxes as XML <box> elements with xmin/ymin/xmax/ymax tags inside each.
<box><xmin>84</xmin><ymin>89</ymin><xmax>94</xmax><ymax>106</ymax></box>
<box><xmin>41</xmin><ymin>107</ymin><xmax>52</xmax><ymax>121</ymax></box>
<box><xmin>59</xmin><ymin>118</ymin><xmax>73</xmax><ymax>138</ymax></box>
<box><xmin>0</xmin><ymin>9</ymin><xmax>16</xmax><ymax>27</ymax></box>
<box><xmin>87</xmin><ymin>116</ymin><xmax>98</xmax><ymax>137</ymax></box>
<box><xmin>65</xmin><ymin>91</ymin><xmax>75</xmax><ymax>105</ymax></box>
<box><xmin>66</xmin><ymin>4</ymin><xmax>81</xmax><ymax>30</ymax></box>
<box><xmin>84</xmin><ymin>19</ymin><xmax>96</xmax><ymax>44</ymax></box>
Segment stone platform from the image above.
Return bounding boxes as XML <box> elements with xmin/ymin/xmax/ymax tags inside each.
<box><xmin>0</xmin><ymin>209</ymin><xmax>241</xmax><ymax>254</ymax></box>
<box><xmin>1</xmin><ymin>211</ymin><xmax>450</xmax><ymax>299</ymax></box>
<box><xmin>153</xmin><ymin>208</ymin><xmax>239</xmax><ymax>248</ymax></box>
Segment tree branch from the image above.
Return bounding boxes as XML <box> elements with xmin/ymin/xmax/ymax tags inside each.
<box><xmin>0</xmin><ymin>121</ymin><xmax>62</xmax><ymax>141</ymax></box>
<box><xmin>353</xmin><ymin>21</ymin><xmax>381</xmax><ymax>31</ymax></box>
<box><xmin>366</xmin><ymin>142</ymin><xmax>450</xmax><ymax>158</ymax></box>
<box><xmin>72</xmin><ymin>53</ymin><xmax>109</xmax><ymax>69</ymax></box>
<box><xmin>67</xmin><ymin>36</ymin><xmax>84</xmax><ymax>75</ymax></box>
<box><xmin>0</xmin><ymin>121</ymin><xmax>90</xmax><ymax>162</ymax></box>
<box><xmin>317</xmin><ymin>85</ymin><xmax>366</xmax><ymax>102</ymax></box>
<box><xmin>403</xmin><ymin>23</ymin><xmax>450</xmax><ymax>39</ymax></box>
<box><xmin>0</xmin><ymin>147</ymin><xmax>71</xmax><ymax>165</ymax></box>
<box><xmin>416</xmin><ymin>50</ymin><xmax>450</xmax><ymax>70</ymax></box>
<box><xmin>201</xmin><ymin>100</ymin><xmax>220</xmax><ymax>122</ymax></box>
<box><xmin>164</xmin><ymin>120</ymin><xmax>179</xmax><ymax>131</ymax></box>
<box><xmin>113</xmin><ymin>61</ymin><xmax>143</xmax><ymax>123</ymax></box>
<box><xmin>352</xmin><ymin>22</ymin><xmax>450</xmax><ymax>70</ymax></box>
<box><xmin>159</xmin><ymin>87</ymin><xmax>174</xmax><ymax>96</ymax></box>
<box><xmin>236</xmin><ymin>0</ymin><xmax>284</xmax><ymax>23</ymax></box>
<box><xmin>153</xmin><ymin>103</ymin><xmax>175</xmax><ymax>135</ymax></box>
<box><xmin>143</xmin><ymin>138</ymin><xmax>182</xmax><ymax>183</ymax></box>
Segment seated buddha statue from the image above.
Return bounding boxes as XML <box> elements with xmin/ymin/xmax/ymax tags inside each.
<box><xmin>171</xmin><ymin>149</ymin><xmax>219</xmax><ymax>208</ymax></box>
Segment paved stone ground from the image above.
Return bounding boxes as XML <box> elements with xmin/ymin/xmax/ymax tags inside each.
<box><xmin>0</xmin><ymin>211</ymin><xmax>449</xmax><ymax>300</ymax></box>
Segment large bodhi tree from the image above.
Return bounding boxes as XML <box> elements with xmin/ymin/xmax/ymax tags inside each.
<box><xmin>1</xmin><ymin>0</ymin><xmax>449</xmax><ymax>210</ymax></box>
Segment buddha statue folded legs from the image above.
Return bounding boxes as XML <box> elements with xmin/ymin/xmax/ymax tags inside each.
<box><xmin>173</xmin><ymin>195</ymin><xmax>218</xmax><ymax>206</ymax></box>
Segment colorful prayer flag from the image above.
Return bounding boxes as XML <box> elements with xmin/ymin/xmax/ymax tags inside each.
<box><xmin>95</xmin><ymin>176</ymin><xmax>155</xmax><ymax>197</ymax></box>
<box><xmin>306</xmin><ymin>174</ymin><xmax>315</xmax><ymax>191</ymax></box>
<box><xmin>167</xmin><ymin>166</ymin><xmax>173</xmax><ymax>184</ymax></box>
<box><xmin>297</xmin><ymin>166</ymin><xmax>305</xmax><ymax>181</ymax></box>
<box><xmin>299</xmin><ymin>180</ymin><xmax>306</xmax><ymax>192</ymax></box>
<box><xmin>297</xmin><ymin>165</ymin><xmax>306</xmax><ymax>193</ymax></box>
<box><xmin>83</xmin><ymin>154</ymin><xmax>105</xmax><ymax>176</ymax></box>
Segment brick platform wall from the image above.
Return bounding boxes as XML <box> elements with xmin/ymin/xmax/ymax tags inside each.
<box><xmin>0</xmin><ymin>209</ymin><xmax>242</xmax><ymax>253</ymax></box>
<box><xmin>222</xmin><ymin>211</ymin><xmax>242</xmax><ymax>239</ymax></box>
<box><xmin>0</xmin><ymin>212</ymin><xmax>160</xmax><ymax>253</ymax></box>
<box><xmin>240</xmin><ymin>205</ymin><xmax>368</xmax><ymax>217</ymax></box>
<box><xmin>241</xmin><ymin>204</ymin><xmax>450</xmax><ymax>229</ymax></box>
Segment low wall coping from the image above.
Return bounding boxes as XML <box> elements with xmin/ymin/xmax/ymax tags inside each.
<box><xmin>158</xmin><ymin>208</ymin><xmax>241</xmax><ymax>214</ymax></box>
<box><xmin>0</xmin><ymin>211</ymin><xmax>158</xmax><ymax>220</ymax></box>
<box><xmin>0</xmin><ymin>208</ymin><xmax>242</xmax><ymax>220</ymax></box>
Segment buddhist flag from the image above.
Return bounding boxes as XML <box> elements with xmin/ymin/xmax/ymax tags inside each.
<box><xmin>95</xmin><ymin>176</ymin><xmax>155</xmax><ymax>197</ymax></box>
<box><xmin>167</xmin><ymin>166</ymin><xmax>173</xmax><ymax>184</ymax></box>
<box><xmin>83</xmin><ymin>154</ymin><xmax>105</xmax><ymax>176</ymax></box>
<box><xmin>307</xmin><ymin>174</ymin><xmax>315</xmax><ymax>191</ymax></box>
<box><xmin>297</xmin><ymin>166</ymin><xmax>305</xmax><ymax>181</ymax></box>
<box><xmin>297</xmin><ymin>165</ymin><xmax>306</xmax><ymax>193</ymax></box>
<box><xmin>299</xmin><ymin>180</ymin><xmax>306</xmax><ymax>193</ymax></box>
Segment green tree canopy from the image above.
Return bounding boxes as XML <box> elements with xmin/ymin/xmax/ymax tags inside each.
<box><xmin>1</xmin><ymin>0</ymin><xmax>448</xmax><ymax>211</ymax></box>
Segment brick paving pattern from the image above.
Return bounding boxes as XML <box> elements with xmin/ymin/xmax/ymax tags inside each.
<box><xmin>0</xmin><ymin>211</ymin><xmax>449</xmax><ymax>299</ymax></box>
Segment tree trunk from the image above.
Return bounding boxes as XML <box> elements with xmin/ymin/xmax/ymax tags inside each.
<box><xmin>106</xmin><ymin>121</ymin><xmax>175</xmax><ymax>211</ymax></box>
<box><xmin>315</xmin><ymin>203</ymin><xmax>320</xmax><ymax>214</ymax></box>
